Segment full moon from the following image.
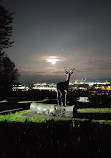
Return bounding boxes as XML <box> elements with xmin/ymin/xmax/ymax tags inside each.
<box><xmin>47</xmin><ymin>56</ymin><xmax>59</xmax><ymax>65</ymax></box>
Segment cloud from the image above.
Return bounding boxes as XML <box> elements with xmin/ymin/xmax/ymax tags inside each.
<box><xmin>17</xmin><ymin>51</ymin><xmax>111</xmax><ymax>81</ymax></box>
<box><xmin>52</xmin><ymin>70</ymin><xmax>65</xmax><ymax>75</ymax></box>
<box><xmin>85</xmin><ymin>59</ymin><xmax>111</xmax><ymax>70</ymax></box>
<box><xmin>19</xmin><ymin>70</ymin><xmax>45</xmax><ymax>75</ymax></box>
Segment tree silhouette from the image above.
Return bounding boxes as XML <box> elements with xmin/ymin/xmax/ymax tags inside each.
<box><xmin>0</xmin><ymin>54</ymin><xmax>19</xmax><ymax>90</ymax></box>
<box><xmin>0</xmin><ymin>4</ymin><xmax>14</xmax><ymax>51</ymax></box>
<box><xmin>0</xmin><ymin>4</ymin><xmax>19</xmax><ymax>93</ymax></box>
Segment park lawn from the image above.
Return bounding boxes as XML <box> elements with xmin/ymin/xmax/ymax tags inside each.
<box><xmin>92</xmin><ymin>119</ymin><xmax>111</xmax><ymax>124</ymax></box>
<box><xmin>0</xmin><ymin>100</ymin><xmax>8</xmax><ymax>103</ymax></box>
<box><xmin>0</xmin><ymin>110</ymin><xmax>49</xmax><ymax>123</ymax></box>
<box><xmin>17</xmin><ymin>98</ymin><xmax>49</xmax><ymax>104</ymax></box>
<box><xmin>17</xmin><ymin>101</ymin><xmax>34</xmax><ymax>104</ymax></box>
<box><xmin>78</xmin><ymin>108</ymin><xmax>111</xmax><ymax>113</ymax></box>
<box><xmin>0</xmin><ymin>108</ymin><xmax>111</xmax><ymax>125</ymax></box>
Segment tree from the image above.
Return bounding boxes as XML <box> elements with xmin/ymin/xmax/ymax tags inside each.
<box><xmin>0</xmin><ymin>54</ymin><xmax>19</xmax><ymax>90</ymax></box>
<box><xmin>0</xmin><ymin>4</ymin><xmax>14</xmax><ymax>52</ymax></box>
<box><xmin>0</xmin><ymin>4</ymin><xmax>20</xmax><ymax>93</ymax></box>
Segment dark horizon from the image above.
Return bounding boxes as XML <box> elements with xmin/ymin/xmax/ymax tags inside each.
<box><xmin>20</xmin><ymin>75</ymin><xmax>111</xmax><ymax>84</ymax></box>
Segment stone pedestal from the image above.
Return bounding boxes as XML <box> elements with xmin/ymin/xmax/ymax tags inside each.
<box><xmin>30</xmin><ymin>102</ymin><xmax>74</xmax><ymax>117</ymax></box>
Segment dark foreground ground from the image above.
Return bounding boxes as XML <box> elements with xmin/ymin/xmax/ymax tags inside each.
<box><xmin>0</xmin><ymin>120</ymin><xmax>111</xmax><ymax>158</ymax></box>
<box><xmin>0</xmin><ymin>90</ymin><xmax>111</xmax><ymax>158</ymax></box>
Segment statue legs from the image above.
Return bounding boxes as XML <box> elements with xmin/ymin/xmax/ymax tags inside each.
<box><xmin>64</xmin><ymin>90</ymin><xmax>67</xmax><ymax>106</ymax></box>
<box><xmin>57</xmin><ymin>90</ymin><xmax>62</xmax><ymax>106</ymax></box>
<box><xmin>61</xmin><ymin>90</ymin><xmax>67</xmax><ymax>106</ymax></box>
<box><xmin>57</xmin><ymin>90</ymin><xmax>67</xmax><ymax>106</ymax></box>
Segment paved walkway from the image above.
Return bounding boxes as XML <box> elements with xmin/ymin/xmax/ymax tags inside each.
<box><xmin>21</xmin><ymin>111</ymin><xmax>74</xmax><ymax>121</ymax></box>
<box><xmin>0</xmin><ymin>108</ymin><xmax>23</xmax><ymax>114</ymax></box>
<box><xmin>21</xmin><ymin>110</ymin><xmax>111</xmax><ymax>122</ymax></box>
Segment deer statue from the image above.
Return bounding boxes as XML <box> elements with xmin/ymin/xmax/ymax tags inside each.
<box><xmin>57</xmin><ymin>68</ymin><xmax>75</xmax><ymax>106</ymax></box>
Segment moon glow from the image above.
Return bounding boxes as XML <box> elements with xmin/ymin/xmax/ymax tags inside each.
<box><xmin>47</xmin><ymin>56</ymin><xmax>59</xmax><ymax>65</ymax></box>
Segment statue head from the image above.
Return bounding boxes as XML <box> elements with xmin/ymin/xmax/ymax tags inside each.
<box><xmin>64</xmin><ymin>67</ymin><xmax>75</xmax><ymax>81</ymax></box>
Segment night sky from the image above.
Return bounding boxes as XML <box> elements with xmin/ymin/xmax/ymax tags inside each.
<box><xmin>1</xmin><ymin>0</ymin><xmax>111</xmax><ymax>83</ymax></box>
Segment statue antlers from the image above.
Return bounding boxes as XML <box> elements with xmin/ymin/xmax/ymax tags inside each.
<box><xmin>64</xmin><ymin>67</ymin><xmax>75</xmax><ymax>74</ymax></box>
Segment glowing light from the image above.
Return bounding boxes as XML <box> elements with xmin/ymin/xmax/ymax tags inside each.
<box><xmin>47</xmin><ymin>56</ymin><xmax>59</xmax><ymax>65</ymax></box>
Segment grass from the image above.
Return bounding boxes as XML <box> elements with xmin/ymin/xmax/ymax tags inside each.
<box><xmin>0</xmin><ymin>110</ymin><xmax>49</xmax><ymax>123</ymax></box>
<box><xmin>0</xmin><ymin>100</ymin><xmax>8</xmax><ymax>103</ymax></box>
<box><xmin>78</xmin><ymin>108</ymin><xmax>111</xmax><ymax>113</ymax></box>
<box><xmin>0</xmin><ymin>99</ymin><xmax>111</xmax><ymax>125</ymax></box>
<box><xmin>0</xmin><ymin>109</ymin><xmax>111</xmax><ymax>125</ymax></box>
<box><xmin>17</xmin><ymin>101</ymin><xmax>34</xmax><ymax>104</ymax></box>
<box><xmin>92</xmin><ymin>119</ymin><xmax>111</xmax><ymax>124</ymax></box>
<box><xmin>76</xmin><ymin>108</ymin><xmax>111</xmax><ymax>125</ymax></box>
<box><xmin>17</xmin><ymin>98</ymin><xmax>49</xmax><ymax>104</ymax></box>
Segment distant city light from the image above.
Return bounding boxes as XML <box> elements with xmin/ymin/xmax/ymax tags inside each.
<box><xmin>12</xmin><ymin>80</ymin><xmax>111</xmax><ymax>92</ymax></box>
